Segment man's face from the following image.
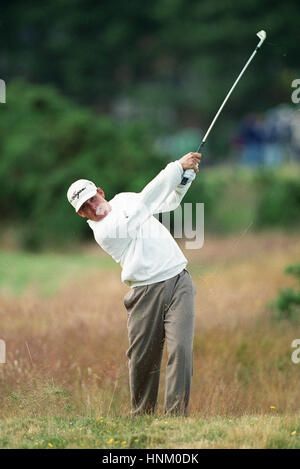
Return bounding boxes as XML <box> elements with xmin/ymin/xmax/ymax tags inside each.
<box><xmin>77</xmin><ymin>188</ymin><xmax>111</xmax><ymax>222</ymax></box>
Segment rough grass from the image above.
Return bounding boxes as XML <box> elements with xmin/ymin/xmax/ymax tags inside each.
<box><xmin>0</xmin><ymin>414</ymin><xmax>300</xmax><ymax>449</ymax></box>
<box><xmin>0</xmin><ymin>231</ymin><xmax>300</xmax><ymax>448</ymax></box>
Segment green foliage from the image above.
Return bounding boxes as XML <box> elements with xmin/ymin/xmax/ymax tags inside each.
<box><xmin>0</xmin><ymin>80</ymin><xmax>165</xmax><ymax>250</ymax></box>
<box><xmin>255</xmin><ymin>170</ymin><xmax>300</xmax><ymax>229</ymax></box>
<box><xmin>193</xmin><ymin>165</ymin><xmax>300</xmax><ymax>234</ymax></box>
<box><xmin>3</xmin><ymin>0</ymin><xmax>298</xmax><ymax>109</ymax></box>
<box><xmin>2</xmin><ymin>1</ymin><xmax>300</xmax><ymax>158</ymax></box>
<box><xmin>272</xmin><ymin>263</ymin><xmax>300</xmax><ymax>322</ymax></box>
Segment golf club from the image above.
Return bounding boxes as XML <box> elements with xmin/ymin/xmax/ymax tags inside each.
<box><xmin>181</xmin><ymin>30</ymin><xmax>267</xmax><ymax>185</ymax></box>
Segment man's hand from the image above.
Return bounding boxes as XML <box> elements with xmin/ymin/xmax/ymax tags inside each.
<box><xmin>178</xmin><ymin>152</ymin><xmax>202</xmax><ymax>173</ymax></box>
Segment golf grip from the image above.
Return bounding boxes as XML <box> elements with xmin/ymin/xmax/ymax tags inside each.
<box><xmin>180</xmin><ymin>141</ymin><xmax>206</xmax><ymax>185</ymax></box>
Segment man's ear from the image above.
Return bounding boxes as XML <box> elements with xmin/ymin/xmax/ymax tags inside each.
<box><xmin>77</xmin><ymin>209</ymin><xmax>86</xmax><ymax>218</ymax></box>
<box><xmin>97</xmin><ymin>187</ymin><xmax>105</xmax><ymax>198</ymax></box>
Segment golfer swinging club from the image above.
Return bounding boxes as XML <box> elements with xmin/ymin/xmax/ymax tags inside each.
<box><xmin>67</xmin><ymin>152</ymin><xmax>201</xmax><ymax>416</ymax></box>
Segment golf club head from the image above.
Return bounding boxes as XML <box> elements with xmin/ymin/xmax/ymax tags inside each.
<box><xmin>256</xmin><ymin>30</ymin><xmax>266</xmax><ymax>48</ymax></box>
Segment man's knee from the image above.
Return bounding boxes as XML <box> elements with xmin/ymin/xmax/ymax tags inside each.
<box><xmin>168</xmin><ymin>342</ymin><xmax>192</xmax><ymax>364</ymax></box>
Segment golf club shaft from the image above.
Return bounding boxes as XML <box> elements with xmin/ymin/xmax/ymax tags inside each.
<box><xmin>181</xmin><ymin>33</ymin><xmax>265</xmax><ymax>185</ymax></box>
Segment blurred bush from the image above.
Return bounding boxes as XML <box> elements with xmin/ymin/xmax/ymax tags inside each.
<box><xmin>271</xmin><ymin>264</ymin><xmax>300</xmax><ymax>323</ymax></box>
<box><xmin>0</xmin><ymin>80</ymin><xmax>165</xmax><ymax>250</ymax></box>
<box><xmin>255</xmin><ymin>169</ymin><xmax>300</xmax><ymax>228</ymax></box>
<box><xmin>183</xmin><ymin>165</ymin><xmax>300</xmax><ymax>233</ymax></box>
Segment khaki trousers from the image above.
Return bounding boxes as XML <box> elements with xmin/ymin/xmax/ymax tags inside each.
<box><xmin>123</xmin><ymin>268</ymin><xmax>196</xmax><ymax>416</ymax></box>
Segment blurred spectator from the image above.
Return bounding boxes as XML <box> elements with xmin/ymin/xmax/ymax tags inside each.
<box><xmin>290</xmin><ymin>110</ymin><xmax>300</xmax><ymax>162</ymax></box>
<box><xmin>234</xmin><ymin>105</ymin><xmax>300</xmax><ymax>167</ymax></box>
<box><xmin>236</xmin><ymin>113</ymin><xmax>265</xmax><ymax>166</ymax></box>
<box><xmin>262</xmin><ymin>110</ymin><xmax>282</xmax><ymax>166</ymax></box>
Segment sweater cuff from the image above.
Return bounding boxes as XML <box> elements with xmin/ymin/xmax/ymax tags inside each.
<box><xmin>175</xmin><ymin>160</ymin><xmax>184</xmax><ymax>175</ymax></box>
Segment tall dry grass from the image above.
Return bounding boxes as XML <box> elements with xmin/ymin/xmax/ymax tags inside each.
<box><xmin>0</xmin><ymin>231</ymin><xmax>300</xmax><ymax>419</ymax></box>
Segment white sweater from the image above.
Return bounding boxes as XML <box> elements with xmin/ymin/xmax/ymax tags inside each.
<box><xmin>87</xmin><ymin>161</ymin><xmax>193</xmax><ymax>287</ymax></box>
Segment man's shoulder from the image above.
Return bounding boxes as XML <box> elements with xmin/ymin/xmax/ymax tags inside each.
<box><xmin>110</xmin><ymin>192</ymin><xmax>140</xmax><ymax>201</ymax></box>
<box><xmin>109</xmin><ymin>192</ymin><xmax>140</xmax><ymax>205</ymax></box>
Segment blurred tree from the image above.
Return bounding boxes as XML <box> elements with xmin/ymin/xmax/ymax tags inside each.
<box><xmin>1</xmin><ymin>0</ymin><xmax>300</xmax><ymax>164</ymax></box>
<box><xmin>0</xmin><ymin>80</ymin><xmax>165</xmax><ymax>249</ymax></box>
<box><xmin>2</xmin><ymin>0</ymin><xmax>299</xmax><ymax>113</ymax></box>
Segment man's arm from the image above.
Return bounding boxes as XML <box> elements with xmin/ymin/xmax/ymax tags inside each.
<box><xmin>122</xmin><ymin>153</ymin><xmax>201</xmax><ymax>235</ymax></box>
<box><xmin>153</xmin><ymin>152</ymin><xmax>201</xmax><ymax>213</ymax></box>
<box><xmin>139</xmin><ymin>152</ymin><xmax>201</xmax><ymax>215</ymax></box>
<box><xmin>153</xmin><ymin>177</ymin><xmax>192</xmax><ymax>214</ymax></box>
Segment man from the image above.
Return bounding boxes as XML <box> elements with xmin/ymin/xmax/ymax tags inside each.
<box><xmin>67</xmin><ymin>152</ymin><xmax>201</xmax><ymax>416</ymax></box>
